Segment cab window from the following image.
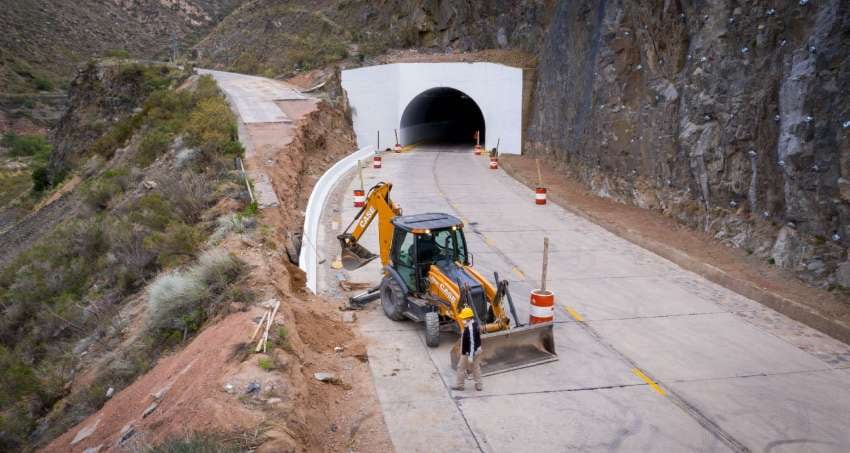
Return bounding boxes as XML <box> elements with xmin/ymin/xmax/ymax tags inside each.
<box><xmin>421</xmin><ymin>228</ymin><xmax>467</xmax><ymax>264</ymax></box>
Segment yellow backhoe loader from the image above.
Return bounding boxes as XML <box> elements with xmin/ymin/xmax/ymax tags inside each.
<box><xmin>338</xmin><ymin>181</ymin><xmax>557</xmax><ymax>376</ymax></box>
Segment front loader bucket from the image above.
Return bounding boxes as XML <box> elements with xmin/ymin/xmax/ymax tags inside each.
<box><xmin>338</xmin><ymin>236</ymin><xmax>378</xmax><ymax>271</ymax></box>
<box><xmin>451</xmin><ymin>322</ymin><xmax>557</xmax><ymax>376</ymax></box>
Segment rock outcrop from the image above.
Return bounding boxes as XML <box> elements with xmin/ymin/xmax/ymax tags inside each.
<box><xmin>48</xmin><ymin>61</ymin><xmax>187</xmax><ymax>180</ymax></box>
<box><xmin>525</xmin><ymin>1</ymin><xmax>850</xmax><ymax>287</ymax></box>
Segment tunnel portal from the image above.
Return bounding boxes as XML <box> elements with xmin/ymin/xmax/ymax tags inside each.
<box><xmin>400</xmin><ymin>87</ymin><xmax>485</xmax><ymax>146</ymax></box>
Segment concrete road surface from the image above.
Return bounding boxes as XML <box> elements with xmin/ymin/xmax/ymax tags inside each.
<box><xmin>319</xmin><ymin>146</ymin><xmax>850</xmax><ymax>452</ymax></box>
<box><xmin>197</xmin><ymin>69</ymin><xmax>305</xmax><ymax>123</ymax></box>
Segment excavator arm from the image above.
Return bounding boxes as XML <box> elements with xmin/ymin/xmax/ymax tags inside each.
<box><xmin>338</xmin><ymin>182</ymin><xmax>402</xmax><ymax>270</ymax></box>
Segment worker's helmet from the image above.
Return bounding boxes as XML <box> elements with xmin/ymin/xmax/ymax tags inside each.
<box><xmin>458</xmin><ymin>307</ymin><xmax>474</xmax><ymax>320</ymax></box>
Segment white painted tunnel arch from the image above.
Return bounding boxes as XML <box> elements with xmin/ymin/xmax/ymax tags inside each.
<box><xmin>341</xmin><ymin>62</ymin><xmax>523</xmax><ymax>154</ymax></box>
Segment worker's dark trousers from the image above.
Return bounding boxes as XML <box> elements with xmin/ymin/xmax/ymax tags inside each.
<box><xmin>455</xmin><ymin>354</ymin><xmax>482</xmax><ymax>387</ymax></box>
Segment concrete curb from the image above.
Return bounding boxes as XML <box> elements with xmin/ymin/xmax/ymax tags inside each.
<box><xmin>299</xmin><ymin>145</ymin><xmax>375</xmax><ymax>294</ymax></box>
<box><xmin>502</xmin><ymin>161</ymin><xmax>850</xmax><ymax>346</ymax></box>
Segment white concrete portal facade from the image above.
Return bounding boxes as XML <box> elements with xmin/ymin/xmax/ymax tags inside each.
<box><xmin>341</xmin><ymin>62</ymin><xmax>523</xmax><ymax>154</ymax></box>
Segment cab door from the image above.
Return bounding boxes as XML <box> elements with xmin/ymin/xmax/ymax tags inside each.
<box><xmin>391</xmin><ymin>229</ymin><xmax>418</xmax><ymax>291</ymax></box>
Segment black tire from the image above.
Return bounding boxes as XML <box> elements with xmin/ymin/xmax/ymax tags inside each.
<box><xmin>424</xmin><ymin>311</ymin><xmax>440</xmax><ymax>347</ymax></box>
<box><xmin>380</xmin><ymin>276</ymin><xmax>406</xmax><ymax>321</ymax></box>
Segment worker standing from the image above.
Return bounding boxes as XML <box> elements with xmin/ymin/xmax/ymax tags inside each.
<box><xmin>452</xmin><ymin>307</ymin><xmax>483</xmax><ymax>391</ymax></box>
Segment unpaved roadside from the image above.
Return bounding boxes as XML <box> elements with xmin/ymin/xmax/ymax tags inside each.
<box><xmin>501</xmin><ymin>155</ymin><xmax>850</xmax><ymax>345</ymax></box>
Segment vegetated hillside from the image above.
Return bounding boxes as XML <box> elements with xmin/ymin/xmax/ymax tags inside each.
<box><xmin>195</xmin><ymin>0</ymin><xmax>549</xmax><ymax>76</ymax></box>
<box><xmin>0</xmin><ymin>63</ymin><xmax>252</xmax><ymax>450</ymax></box>
<box><xmin>525</xmin><ymin>1</ymin><xmax>850</xmax><ymax>289</ymax></box>
<box><xmin>0</xmin><ymin>0</ymin><xmax>244</xmax><ymax>95</ymax></box>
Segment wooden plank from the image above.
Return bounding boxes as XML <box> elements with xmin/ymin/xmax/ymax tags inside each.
<box><xmin>541</xmin><ymin>237</ymin><xmax>549</xmax><ymax>292</ymax></box>
<box><xmin>255</xmin><ymin>309</ymin><xmax>271</xmax><ymax>352</ymax></box>
<box><xmin>261</xmin><ymin>300</ymin><xmax>281</xmax><ymax>353</ymax></box>
<box><xmin>249</xmin><ymin>311</ymin><xmax>268</xmax><ymax>342</ymax></box>
<box><xmin>536</xmin><ymin>159</ymin><xmax>544</xmax><ymax>187</ymax></box>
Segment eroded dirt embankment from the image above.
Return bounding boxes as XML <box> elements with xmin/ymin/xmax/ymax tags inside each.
<box><xmin>46</xmin><ymin>90</ymin><xmax>391</xmax><ymax>452</ymax></box>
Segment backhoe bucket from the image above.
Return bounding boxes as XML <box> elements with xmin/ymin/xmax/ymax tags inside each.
<box><xmin>451</xmin><ymin>322</ymin><xmax>557</xmax><ymax>376</ymax></box>
<box><xmin>338</xmin><ymin>237</ymin><xmax>378</xmax><ymax>271</ymax></box>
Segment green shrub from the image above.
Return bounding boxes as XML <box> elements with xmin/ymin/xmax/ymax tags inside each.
<box><xmin>148</xmin><ymin>432</ymin><xmax>240</xmax><ymax>453</ymax></box>
<box><xmin>242</xmin><ymin>201</ymin><xmax>258</xmax><ymax>217</ymax></box>
<box><xmin>34</xmin><ymin>78</ymin><xmax>53</xmax><ymax>91</ymax></box>
<box><xmin>145</xmin><ymin>222</ymin><xmax>204</xmax><ymax>268</ymax></box>
<box><xmin>158</xmin><ymin>172</ymin><xmax>211</xmax><ymax>224</ymax></box>
<box><xmin>89</xmin><ymin>113</ymin><xmax>143</xmax><ymax>159</ymax></box>
<box><xmin>257</xmin><ymin>357</ymin><xmax>275</xmax><ymax>370</ymax></box>
<box><xmin>193</xmin><ymin>75</ymin><xmax>221</xmax><ymax>102</ymax></box>
<box><xmin>31</xmin><ymin>165</ymin><xmax>51</xmax><ymax>192</ymax></box>
<box><xmin>105</xmin><ymin>219</ymin><xmax>156</xmax><ymax>291</ymax></box>
<box><xmin>273</xmin><ymin>326</ymin><xmax>293</xmax><ymax>353</ymax></box>
<box><xmin>185</xmin><ymin>97</ymin><xmax>241</xmax><ymax>157</ymax></box>
<box><xmin>142</xmin><ymin>89</ymin><xmax>194</xmax><ymax>127</ymax></box>
<box><xmin>107</xmin><ymin>49</ymin><xmax>130</xmax><ymax>59</ymax></box>
<box><xmin>0</xmin><ymin>346</ymin><xmax>41</xmax><ymax>407</ymax></box>
<box><xmin>137</xmin><ymin>127</ymin><xmax>175</xmax><ymax>167</ymax></box>
<box><xmin>210</xmin><ymin>213</ymin><xmax>253</xmax><ymax>243</ymax></box>
<box><xmin>1</xmin><ymin>133</ymin><xmax>51</xmax><ymax>159</ymax></box>
<box><xmin>81</xmin><ymin>169</ymin><xmax>129</xmax><ymax>210</ymax></box>
<box><xmin>130</xmin><ymin>193</ymin><xmax>174</xmax><ymax>231</ymax></box>
<box><xmin>145</xmin><ymin>250</ymin><xmax>244</xmax><ymax>343</ymax></box>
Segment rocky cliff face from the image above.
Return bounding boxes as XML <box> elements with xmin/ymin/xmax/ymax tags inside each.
<box><xmin>525</xmin><ymin>0</ymin><xmax>850</xmax><ymax>287</ymax></box>
<box><xmin>48</xmin><ymin>61</ymin><xmax>187</xmax><ymax>180</ymax></box>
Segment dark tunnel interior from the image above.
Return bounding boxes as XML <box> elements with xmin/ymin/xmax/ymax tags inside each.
<box><xmin>399</xmin><ymin>87</ymin><xmax>485</xmax><ymax>146</ymax></box>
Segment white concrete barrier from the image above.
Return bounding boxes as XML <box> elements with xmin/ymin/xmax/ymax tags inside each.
<box><xmin>299</xmin><ymin>145</ymin><xmax>375</xmax><ymax>293</ymax></box>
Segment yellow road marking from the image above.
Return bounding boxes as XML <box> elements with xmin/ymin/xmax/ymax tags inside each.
<box><xmin>632</xmin><ymin>368</ymin><xmax>666</xmax><ymax>396</ymax></box>
<box><xmin>511</xmin><ymin>267</ymin><xmax>525</xmax><ymax>280</ymax></box>
<box><xmin>563</xmin><ymin>306</ymin><xmax>584</xmax><ymax>322</ymax></box>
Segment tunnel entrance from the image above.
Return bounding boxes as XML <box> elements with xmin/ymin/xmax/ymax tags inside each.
<box><xmin>400</xmin><ymin>87</ymin><xmax>485</xmax><ymax>146</ymax></box>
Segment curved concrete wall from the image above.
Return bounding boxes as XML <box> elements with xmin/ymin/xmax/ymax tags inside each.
<box><xmin>341</xmin><ymin>62</ymin><xmax>523</xmax><ymax>154</ymax></box>
<box><xmin>299</xmin><ymin>145</ymin><xmax>375</xmax><ymax>294</ymax></box>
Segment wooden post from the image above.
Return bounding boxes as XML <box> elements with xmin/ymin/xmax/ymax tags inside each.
<box><xmin>357</xmin><ymin>159</ymin><xmax>364</xmax><ymax>190</ymax></box>
<box><xmin>256</xmin><ymin>300</ymin><xmax>281</xmax><ymax>353</ymax></box>
<box><xmin>238</xmin><ymin>158</ymin><xmax>255</xmax><ymax>204</ymax></box>
<box><xmin>476</xmin><ymin>130</ymin><xmax>480</xmax><ymax>146</ymax></box>
<box><xmin>249</xmin><ymin>311</ymin><xmax>268</xmax><ymax>342</ymax></box>
<box><xmin>495</xmin><ymin>138</ymin><xmax>500</xmax><ymax>152</ymax></box>
<box><xmin>377</xmin><ymin>130</ymin><xmax>380</xmax><ymax>150</ymax></box>
<box><xmin>394</xmin><ymin>129</ymin><xmax>399</xmax><ymax>144</ymax></box>
<box><xmin>536</xmin><ymin>159</ymin><xmax>544</xmax><ymax>186</ymax></box>
<box><xmin>541</xmin><ymin>237</ymin><xmax>549</xmax><ymax>292</ymax></box>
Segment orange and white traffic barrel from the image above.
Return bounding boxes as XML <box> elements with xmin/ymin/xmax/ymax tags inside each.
<box><xmin>489</xmin><ymin>156</ymin><xmax>498</xmax><ymax>170</ymax></box>
<box><xmin>474</xmin><ymin>144</ymin><xmax>483</xmax><ymax>155</ymax></box>
<box><xmin>373</xmin><ymin>155</ymin><xmax>382</xmax><ymax>169</ymax></box>
<box><xmin>394</xmin><ymin>143</ymin><xmax>402</xmax><ymax>153</ymax></box>
<box><xmin>535</xmin><ymin>187</ymin><xmax>547</xmax><ymax>205</ymax></box>
<box><xmin>529</xmin><ymin>289</ymin><xmax>554</xmax><ymax>324</ymax></box>
<box><xmin>353</xmin><ymin>189</ymin><xmax>365</xmax><ymax>207</ymax></box>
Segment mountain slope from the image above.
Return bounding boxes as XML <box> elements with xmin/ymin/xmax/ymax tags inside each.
<box><xmin>0</xmin><ymin>0</ymin><xmax>245</xmax><ymax>94</ymax></box>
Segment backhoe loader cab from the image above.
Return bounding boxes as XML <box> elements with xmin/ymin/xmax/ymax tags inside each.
<box><xmin>389</xmin><ymin>213</ymin><xmax>468</xmax><ymax>293</ymax></box>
